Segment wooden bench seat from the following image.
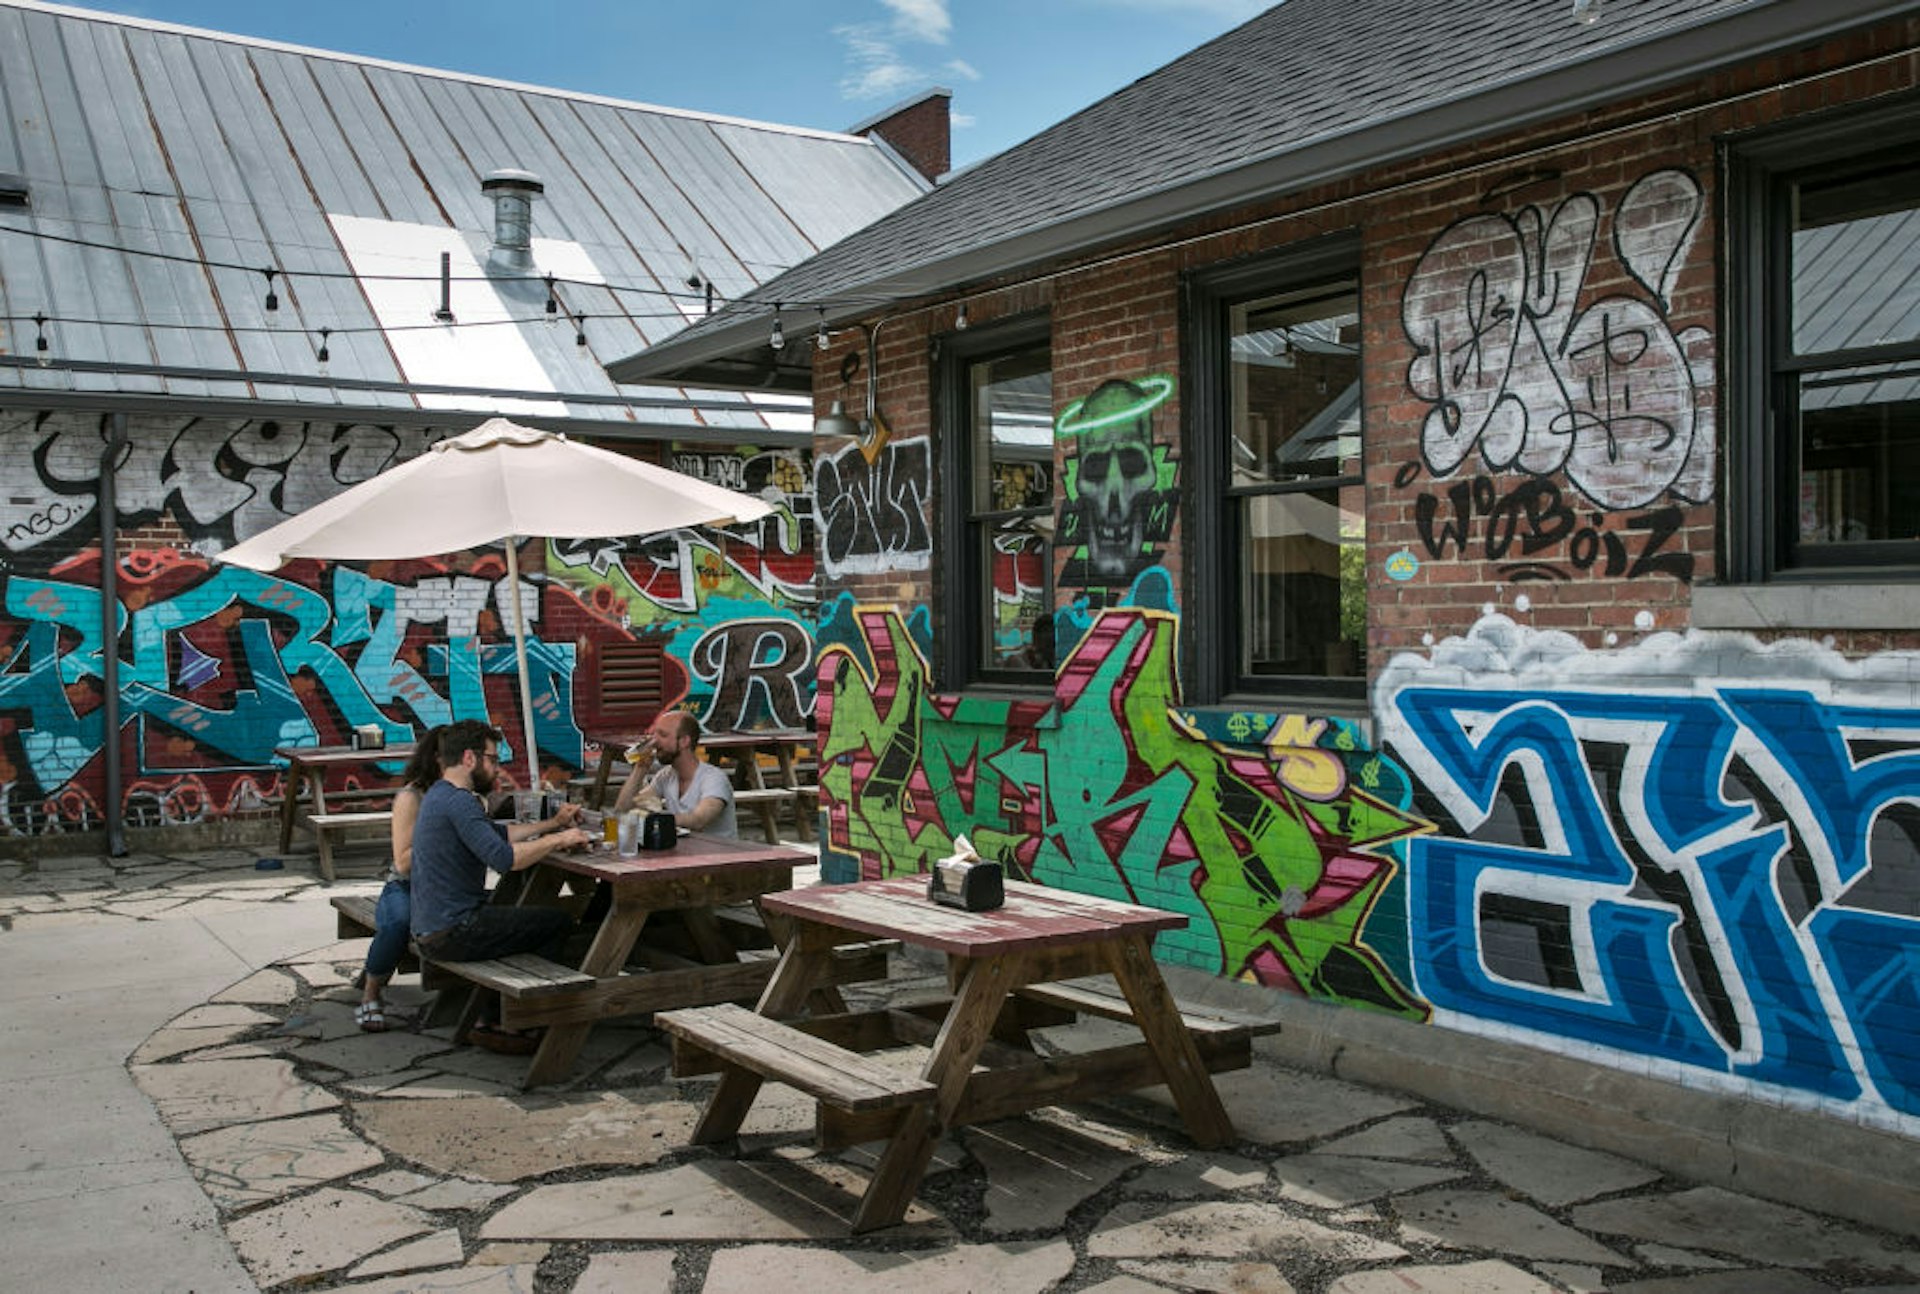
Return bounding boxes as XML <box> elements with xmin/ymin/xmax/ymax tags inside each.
<box><xmin>658</xmin><ymin>1002</ymin><xmax>935</xmax><ymax>1114</ymax></box>
<box><xmin>730</xmin><ymin>787</ymin><xmax>813</xmax><ymax>844</ymax></box>
<box><xmin>423</xmin><ymin>953</ymin><xmax>594</xmax><ymax>998</ymax></box>
<box><xmin>331</xmin><ymin>892</ymin><xmax>380</xmax><ymax>938</ymax></box>
<box><xmin>306</xmin><ymin>810</ymin><xmax>395</xmax><ymax>884</ymax></box>
<box><xmin>1013</xmin><ymin>977</ymin><xmax>1284</xmax><ymax>1040</ymax></box>
<box><xmin>330</xmin><ymin>890</ymin><xmax>421</xmax><ymax>974</ymax></box>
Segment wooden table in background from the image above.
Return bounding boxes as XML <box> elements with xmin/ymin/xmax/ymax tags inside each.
<box><xmin>702</xmin><ymin>728</ymin><xmax>816</xmax><ymax>843</ymax></box>
<box><xmin>671</xmin><ymin>877</ymin><xmax>1240</xmax><ymax>1232</ymax></box>
<box><xmin>274</xmin><ymin>742</ymin><xmax>416</xmax><ymax>855</ymax></box>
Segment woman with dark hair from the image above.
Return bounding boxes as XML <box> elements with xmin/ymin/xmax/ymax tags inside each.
<box><xmin>355</xmin><ymin>728</ymin><xmax>446</xmax><ymax>1031</ymax></box>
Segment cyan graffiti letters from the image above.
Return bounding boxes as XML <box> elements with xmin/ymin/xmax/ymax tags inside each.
<box><xmin>1389</xmin><ymin>684</ymin><xmax>1920</xmax><ymax>1116</ymax></box>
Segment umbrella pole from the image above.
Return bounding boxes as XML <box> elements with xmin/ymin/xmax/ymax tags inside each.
<box><xmin>502</xmin><ymin>535</ymin><xmax>544</xmax><ymax>795</ymax></box>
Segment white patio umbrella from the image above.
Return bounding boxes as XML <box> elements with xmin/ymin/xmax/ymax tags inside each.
<box><xmin>218</xmin><ymin>418</ymin><xmax>777</xmax><ymax>780</ymax></box>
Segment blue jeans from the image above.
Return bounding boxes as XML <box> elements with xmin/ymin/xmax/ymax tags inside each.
<box><xmin>363</xmin><ymin>878</ymin><xmax>412</xmax><ymax>981</ymax></box>
<box><xmin>416</xmin><ymin>903</ymin><xmax>574</xmax><ymax>964</ymax></box>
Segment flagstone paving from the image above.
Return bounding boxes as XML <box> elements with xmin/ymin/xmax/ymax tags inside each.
<box><xmin>13</xmin><ymin>845</ymin><xmax>1920</xmax><ymax>1292</ymax></box>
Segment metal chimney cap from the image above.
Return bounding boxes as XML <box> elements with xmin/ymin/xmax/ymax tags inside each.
<box><xmin>481</xmin><ymin>168</ymin><xmax>543</xmax><ymax>195</ymax></box>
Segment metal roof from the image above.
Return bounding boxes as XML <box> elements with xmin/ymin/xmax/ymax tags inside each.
<box><xmin>609</xmin><ymin>0</ymin><xmax>1919</xmax><ymax>393</ymax></box>
<box><xmin>0</xmin><ymin>0</ymin><xmax>928</xmax><ymax>437</ymax></box>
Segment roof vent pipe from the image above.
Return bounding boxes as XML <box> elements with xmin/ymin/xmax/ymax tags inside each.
<box><xmin>481</xmin><ymin>168</ymin><xmax>543</xmax><ymax>274</ymax></box>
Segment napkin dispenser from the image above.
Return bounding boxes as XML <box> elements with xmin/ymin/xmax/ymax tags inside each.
<box><xmin>927</xmin><ymin>835</ymin><xmax>1003</xmax><ymax>911</ymax></box>
<box><xmin>350</xmin><ymin>724</ymin><xmax>386</xmax><ymax>751</ymax></box>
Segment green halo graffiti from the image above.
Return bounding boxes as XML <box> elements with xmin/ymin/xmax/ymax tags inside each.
<box><xmin>1056</xmin><ymin>374</ymin><xmax>1174</xmax><ymax>437</ymax></box>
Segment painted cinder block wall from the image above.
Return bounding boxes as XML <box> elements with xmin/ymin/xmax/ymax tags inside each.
<box><xmin>0</xmin><ymin>413</ymin><xmax>817</xmax><ymax>837</ymax></box>
<box><xmin>809</xmin><ymin>19</ymin><xmax>1920</xmax><ymax>1143</ymax></box>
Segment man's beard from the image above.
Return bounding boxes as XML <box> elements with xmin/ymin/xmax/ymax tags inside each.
<box><xmin>471</xmin><ymin>765</ymin><xmax>497</xmax><ymax>795</ymax></box>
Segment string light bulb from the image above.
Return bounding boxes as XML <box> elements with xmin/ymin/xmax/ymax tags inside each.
<box><xmin>262</xmin><ymin>269</ymin><xmax>279</xmax><ymax>326</ymax></box>
<box><xmin>815</xmin><ymin>306</ymin><xmax>829</xmax><ymax>351</ymax></box>
<box><xmin>315</xmin><ymin>326</ymin><xmax>331</xmax><ymax>371</ymax></box>
<box><xmin>33</xmin><ymin>311</ymin><xmax>50</xmax><ymax>367</ymax></box>
<box><xmin>768</xmin><ymin>304</ymin><xmax>785</xmax><ymax>352</ymax></box>
<box><xmin>1571</xmin><ymin>0</ymin><xmax>1601</xmax><ymax>23</ymax></box>
<box><xmin>574</xmin><ymin>315</ymin><xmax>588</xmax><ymax>349</ymax></box>
<box><xmin>955</xmin><ymin>299</ymin><xmax>970</xmax><ymax>331</ymax></box>
<box><xmin>544</xmin><ymin>274</ymin><xmax>558</xmax><ymax>326</ymax></box>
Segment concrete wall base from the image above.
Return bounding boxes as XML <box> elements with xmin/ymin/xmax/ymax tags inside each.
<box><xmin>1159</xmin><ymin>963</ymin><xmax>1920</xmax><ymax>1240</ymax></box>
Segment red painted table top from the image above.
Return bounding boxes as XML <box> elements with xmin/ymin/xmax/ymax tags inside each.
<box><xmin>761</xmin><ymin>876</ymin><xmax>1187</xmax><ymax>958</ymax></box>
<box><xmin>542</xmin><ymin>835</ymin><xmax>799</xmax><ymax>888</ymax></box>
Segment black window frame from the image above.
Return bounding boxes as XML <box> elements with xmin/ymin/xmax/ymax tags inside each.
<box><xmin>934</xmin><ymin>312</ymin><xmax>1054</xmax><ymax>692</ymax></box>
<box><xmin>1183</xmin><ymin>230</ymin><xmax>1366</xmax><ymax>708</ymax></box>
<box><xmin>1725</xmin><ymin>93</ymin><xmax>1920</xmax><ymax>583</ymax></box>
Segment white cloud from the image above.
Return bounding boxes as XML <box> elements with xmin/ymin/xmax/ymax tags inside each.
<box><xmin>949</xmin><ymin>110</ymin><xmax>977</xmax><ymax>129</ymax></box>
<box><xmin>944</xmin><ymin>57</ymin><xmax>981</xmax><ymax>82</ymax></box>
<box><xmin>835</xmin><ymin>23</ymin><xmax>923</xmax><ymax>99</ymax></box>
<box><xmin>837</xmin><ymin>2</ymin><xmax>959</xmax><ymax>101</ymax></box>
<box><xmin>880</xmin><ymin>0</ymin><xmax>952</xmax><ymax>43</ymax></box>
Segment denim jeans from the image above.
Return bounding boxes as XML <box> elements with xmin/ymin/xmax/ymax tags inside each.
<box><xmin>363</xmin><ymin>878</ymin><xmax>413</xmax><ymax>981</ymax></box>
<box><xmin>417</xmin><ymin>903</ymin><xmax>574</xmax><ymax>964</ymax></box>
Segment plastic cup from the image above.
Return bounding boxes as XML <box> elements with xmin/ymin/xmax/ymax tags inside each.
<box><xmin>603</xmin><ymin>815</ymin><xmax>620</xmax><ymax>845</ymax></box>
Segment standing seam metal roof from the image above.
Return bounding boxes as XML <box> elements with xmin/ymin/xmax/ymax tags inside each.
<box><xmin>0</xmin><ymin>0</ymin><xmax>928</xmax><ymax>428</ymax></box>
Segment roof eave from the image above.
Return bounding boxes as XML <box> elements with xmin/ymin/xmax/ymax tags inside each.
<box><xmin>606</xmin><ymin>0</ymin><xmax>1917</xmax><ymax>389</ymax></box>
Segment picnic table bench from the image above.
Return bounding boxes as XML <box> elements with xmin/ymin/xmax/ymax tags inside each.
<box><xmin>275</xmin><ymin>742</ymin><xmax>415</xmax><ymax>882</ymax></box>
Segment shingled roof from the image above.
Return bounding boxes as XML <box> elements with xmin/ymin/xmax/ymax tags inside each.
<box><xmin>0</xmin><ymin>0</ymin><xmax>927</xmax><ymax>437</ymax></box>
<box><xmin>609</xmin><ymin>0</ymin><xmax>1915</xmax><ymax>393</ymax></box>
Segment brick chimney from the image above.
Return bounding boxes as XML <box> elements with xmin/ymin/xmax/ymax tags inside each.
<box><xmin>848</xmin><ymin>87</ymin><xmax>952</xmax><ymax>183</ymax></box>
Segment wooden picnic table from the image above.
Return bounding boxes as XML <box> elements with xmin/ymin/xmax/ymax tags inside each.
<box><xmin>427</xmin><ymin>834</ymin><xmax>882</xmax><ymax>1089</ymax></box>
<box><xmin>274</xmin><ymin>742</ymin><xmax>416</xmax><ymax>881</ymax></box>
<box><xmin>662</xmin><ymin>876</ymin><xmax>1243</xmax><ymax>1233</ymax></box>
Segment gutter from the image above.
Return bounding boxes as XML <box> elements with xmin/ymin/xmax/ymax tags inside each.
<box><xmin>99</xmin><ymin>412</ymin><xmax>128</xmax><ymax>857</ymax></box>
<box><xmin>608</xmin><ymin>0</ymin><xmax>1917</xmax><ymax>385</ymax></box>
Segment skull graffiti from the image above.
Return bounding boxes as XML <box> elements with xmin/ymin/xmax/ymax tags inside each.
<box><xmin>1074</xmin><ymin>379</ymin><xmax>1158</xmax><ymax>579</ymax></box>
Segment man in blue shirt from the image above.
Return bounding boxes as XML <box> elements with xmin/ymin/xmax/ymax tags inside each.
<box><xmin>411</xmin><ymin>719</ymin><xmax>592</xmax><ymax>1052</ymax></box>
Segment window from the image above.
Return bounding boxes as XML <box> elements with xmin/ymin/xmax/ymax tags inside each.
<box><xmin>936</xmin><ymin>316</ymin><xmax>1053</xmax><ymax>688</ymax></box>
<box><xmin>1728</xmin><ymin>99</ymin><xmax>1920</xmax><ymax>580</ymax></box>
<box><xmin>1186</xmin><ymin>234</ymin><xmax>1364</xmax><ymax>703</ymax></box>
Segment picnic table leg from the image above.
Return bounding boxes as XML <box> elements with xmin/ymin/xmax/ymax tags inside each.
<box><xmin>1104</xmin><ymin>936</ymin><xmax>1234</xmax><ymax>1148</ymax></box>
<box><xmin>277</xmin><ymin>759</ymin><xmax>307</xmax><ymax>854</ymax></box>
<box><xmin>773</xmin><ymin>745</ymin><xmax>813</xmax><ymax>843</ymax></box>
<box><xmin>689</xmin><ymin>938</ymin><xmax>835</xmax><ymax>1143</ymax></box>
<box><xmin>522</xmin><ymin>895</ymin><xmax>652</xmax><ymax>1089</ymax></box>
<box><xmin>851</xmin><ymin>951</ymin><xmax>1015</xmax><ymax>1233</ymax></box>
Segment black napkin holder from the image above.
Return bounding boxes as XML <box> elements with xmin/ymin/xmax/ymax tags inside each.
<box><xmin>640</xmin><ymin>811</ymin><xmax>678</xmax><ymax>851</ymax></box>
<box><xmin>927</xmin><ymin>856</ymin><xmax>1003</xmax><ymax>911</ymax></box>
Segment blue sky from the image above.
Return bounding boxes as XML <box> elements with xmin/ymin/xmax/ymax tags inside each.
<box><xmin>109</xmin><ymin>0</ymin><xmax>1271</xmax><ymax>167</ymax></box>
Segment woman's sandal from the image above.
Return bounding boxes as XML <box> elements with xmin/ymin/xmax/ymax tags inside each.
<box><xmin>354</xmin><ymin>1000</ymin><xmax>388</xmax><ymax>1033</ymax></box>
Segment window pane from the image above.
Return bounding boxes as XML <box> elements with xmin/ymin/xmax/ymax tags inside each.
<box><xmin>972</xmin><ymin>348</ymin><xmax>1053</xmax><ymax>510</ymax></box>
<box><xmin>982</xmin><ymin>517</ymin><xmax>1053</xmax><ymax>672</ymax></box>
<box><xmin>1230</xmin><ymin>286</ymin><xmax>1361</xmax><ymax>487</ymax></box>
<box><xmin>1792</xmin><ymin>158</ymin><xmax>1920</xmax><ymax>356</ymax></box>
<box><xmin>1797</xmin><ymin>364</ymin><xmax>1920</xmax><ymax>545</ymax></box>
<box><xmin>1240</xmin><ymin>484</ymin><xmax>1366</xmax><ymax>679</ymax></box>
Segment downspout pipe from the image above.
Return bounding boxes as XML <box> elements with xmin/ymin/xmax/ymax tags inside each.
<box><xmin>99</xmin><ymin>413</ymin><xmax>127</xmax><ymax>857</ymax></box>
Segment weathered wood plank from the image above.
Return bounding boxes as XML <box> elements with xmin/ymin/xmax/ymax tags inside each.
<box><xmin>657</xmin><ymin>1003</ymin><xmax>935</xmax><ymax>1112</ymax></box>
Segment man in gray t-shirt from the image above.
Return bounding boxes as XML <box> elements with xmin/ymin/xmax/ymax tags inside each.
<box><xmin>612</xmin><ymin>711</ymin><xmax>737</xmax><ymax>838</ymax></box>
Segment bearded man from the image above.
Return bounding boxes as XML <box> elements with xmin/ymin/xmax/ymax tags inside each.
<box><xmin>409</xmin><ymin>719</ymin><xmax>592</xmax><ymax>1052</ymax></box>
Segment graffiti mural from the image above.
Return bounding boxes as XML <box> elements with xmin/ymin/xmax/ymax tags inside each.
<box><xmin>1055</xmin><ymin>376</ymin><xmax>1179</xmax><ymax>586</ymax></box>
<box><xmin>546</xmin><ymin>443</ymin><xmax>818</xmax><ymax>733</ymax></box>
<box><xmin>815</xmin><ymin>598</ymin><xmax>1430</xmax><ymax>1016</ymax></box>
<box><xmin>1377</xmin><ymin>616</ymin><xmax>1920</xmax><ymax>1131</ymax></box>
<box><xmin>0</xmin><ymin>416</ymin><xmax>817</xmax><ymax>834</ymax></box>
<box><xmin>4</xmin><ymin>412</ymin><xmax>450</xmax><ymax>553</ymax></box>
<box><xmin>1399</xmin><ymin>169</ymin><xmax>1713</xmax><ymax>582</ymax></box>
<box><xmin>814</xmin><ymin>436</ymin><xmax>933</xmax><ymax>577</ymax></box>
